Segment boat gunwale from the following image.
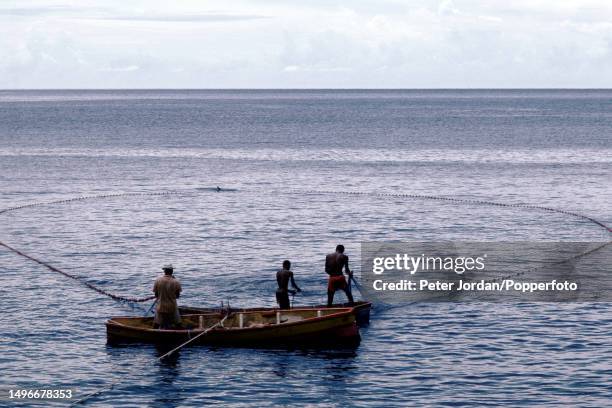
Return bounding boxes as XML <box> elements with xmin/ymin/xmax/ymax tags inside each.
<box><xmin>106</xmin><ymin>307</ymin><xmax>356</xmax><ymax>335</ymax></box>
<box><xmin>179</xmin><ymin>301</ymin><xmax>371</xmax><ymax>314</ymax></box>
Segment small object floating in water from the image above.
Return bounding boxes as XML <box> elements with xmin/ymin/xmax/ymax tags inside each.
<box><xmin>194</xmin><ymin>186</ymin><xmax>238</xmax><ymax>192</ymax></box>
<box><xmin>179</xmin><ymin>301</ymin><xmax>372</xmax><ymax>326</ymax></box>
<box><xmin>106</xmin><ymin>307</ymin><xmax>360</xmax><ymax>348</ymax></box>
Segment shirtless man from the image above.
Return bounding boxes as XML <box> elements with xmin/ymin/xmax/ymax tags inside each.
<box><xmin>325</xmin><ymin>245</ymin><xmax>354</xmax><ymax>307</ymax></box>
<box><xmin>276</xmin><ymin>260</ymin><xmax>301</xmax><ymax>309</ymax></box>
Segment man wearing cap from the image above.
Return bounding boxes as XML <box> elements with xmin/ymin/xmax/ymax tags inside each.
<box><xmin>153</xmin><ymin>264</ymin><xmax>182</xmax><ymax>329</ymax></box>
<box><xmin>325</xmin><ymin>244</ymin><xmax>354</xmax><ymax>307</ymax></box>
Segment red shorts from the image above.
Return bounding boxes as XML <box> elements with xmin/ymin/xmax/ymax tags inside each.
<box><xmin>328</xmin><ymin>275</ymin><xmax>347</xmax><ymax>292</ymax></box>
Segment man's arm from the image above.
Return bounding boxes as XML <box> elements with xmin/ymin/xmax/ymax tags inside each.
<box><xmin>344</xmin><ymin>255</ymin><xmax>352</xmax><ymax>276</ymax></box>
<box><xmin>153</xmin><ymin>280</ymin><xmax>159</xmax><ymax>298</ymax></box>
<box><xmin>290</xmin><ymin>272</ymin><xmax>301</xmax><ymax>292</ymax></box>
<box><xmin>175</xmin><ymin>281</ymin><xmax>182</xmax><ymax>299</ymax></box>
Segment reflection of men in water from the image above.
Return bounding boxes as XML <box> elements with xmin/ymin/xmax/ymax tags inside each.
<box><xmin>276</xmin><ymin>260</ymin><xmax>301</xmax><ymax>309</ymax></box>
<box><xmin>326</xmin><ymin>245</ymin><xmax>354</xmax><ymax>307</ymax></box>
<box><xmin>153</xmin><ymin>264</ymin><xmax>182</xmax><ymax>329</ymax></box>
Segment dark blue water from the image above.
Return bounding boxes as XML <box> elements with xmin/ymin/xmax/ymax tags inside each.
<box><xmin>1</xmin><ymin>90</ymin><xmax>611</xmax><ymax>407</ymax></box>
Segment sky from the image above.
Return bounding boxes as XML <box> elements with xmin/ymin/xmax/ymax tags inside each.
<box><xmin>1</xmin><ymin>0</ymin><xmax>612</xmax><ymax>88</ymax></box>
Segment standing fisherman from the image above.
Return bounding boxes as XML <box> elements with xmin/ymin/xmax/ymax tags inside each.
<box><xmin>325</xmin><ymin>245</ymin><xmax>354</xmax><ymax>307</ymax></box>
<box><xmin>153</xmin><ymin>264</ymin><xmax>182</xmax><ymax>329</ymax></box>
<box><xmin>276</xmin><ymin>260</ymin><xmax>301</xmax><ymax>309</ymax></box>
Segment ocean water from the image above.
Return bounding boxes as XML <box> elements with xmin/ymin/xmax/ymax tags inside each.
<box><xmin>0</xmin><ymin>90</ymin><xmax>611</xmax><ymax>407</ymax></box>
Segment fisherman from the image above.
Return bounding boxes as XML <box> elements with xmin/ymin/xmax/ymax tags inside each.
<box><xmin>153</xmin><ymin>264</ymin><xmax>182</xmax><ymax>329</ymax></box>
<box><xmin>325</xmin><ymin>244</ymin><xmax>354</xmax><ymax>307</ymax></box>
<box><xmin>276</xmin><ymin>260</ymin><xmax>301</xmax><ymax>309</ymax></box>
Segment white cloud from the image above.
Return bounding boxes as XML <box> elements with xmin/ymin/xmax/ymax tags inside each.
<box><xmin>1</xmin><ymin>0</ymin><xmax>612</xmax><ymax>88</ymax></box>
<box><xmin>99</xmin><ymin>65</ymin><xmax>140</xmax><ymax>72</ymax></box>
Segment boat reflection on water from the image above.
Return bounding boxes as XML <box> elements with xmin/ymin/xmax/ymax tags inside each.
<box><xmin>151</xmin><ymin>347</ymin><xmax>185</xmax><ymax>408</ymax></box>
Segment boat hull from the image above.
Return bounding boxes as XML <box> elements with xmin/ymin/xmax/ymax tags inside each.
<box><xmin>107</xmin><ymin>308</ymin><xmax>360</xmax><ymax>348</ymax></box>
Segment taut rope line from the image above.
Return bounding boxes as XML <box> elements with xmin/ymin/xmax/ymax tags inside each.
<box><xmin>70</xmin><ymin>313</ymin><xmax>230</xmax><ymax>406</ymax></box>
<box><xmin>0</xmin><ymin>240</ymin><xmax>156</xmax><ymax>303</ymax></box>
<box><xmin>0</xmin><ymin>191</ymin><xmax>179</xmax><ymax>303</ymax></box>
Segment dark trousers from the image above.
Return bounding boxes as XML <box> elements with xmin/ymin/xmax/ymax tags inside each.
<box><xmin>153</xmin><ymin>310</ymin><xmax>180</xmax><ymax>329</ymax></box>
<box><xmin>276</xmin><ymin>290</ymin><xmax>290</xmax><ymax>309</ymax></box>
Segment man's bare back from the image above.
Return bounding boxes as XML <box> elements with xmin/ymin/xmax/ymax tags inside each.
<box><xmin>277</xmin><ymin>269</ymin><xmax>295</xmax><ymax>292</ymax></box>
<box><xmin>275</xmin><ymin>260</ymin><xmax>301</xmax><ymax>309</ymax></box>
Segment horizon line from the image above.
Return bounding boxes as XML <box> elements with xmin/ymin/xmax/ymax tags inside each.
<box><xmin>2</xmin><ymin>87</ymin><xmax>612</xmax><ymax>91</ymax></box>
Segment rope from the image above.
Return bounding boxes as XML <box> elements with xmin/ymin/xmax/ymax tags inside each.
<box><xmin>70</xmin><ymin>313</ymin><xmax>230</xmax><ymax>406</ymax></box>
<box><xmin>0</xmin><ymin>241</ymin><xmax>155</xmax><ymax>303</ymax></box>
<box><xmin>0</xmin><ymin>192</ymin><xmax>180</xmax><ymax>303</ymax></box>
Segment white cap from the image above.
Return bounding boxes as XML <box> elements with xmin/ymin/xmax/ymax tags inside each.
<box><xmin>162</xmin><ymin>264</ymin><xmax>174</xmax><ymax>270</ymax></box>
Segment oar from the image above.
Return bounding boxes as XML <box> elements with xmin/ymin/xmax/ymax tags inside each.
<box><xmin>71</xmin><ymin>313</ymin><xmax>229</xmax><ymax>406</ymax></box>
<box><xmin>350</xmin><ymin>275</ymin><xmax>361</xmax><ymax>290</ymax></box>
<box><xmin>350</xmin><ymin>275</ymin><xmax>364</xmax><ymax>297</ymax></box>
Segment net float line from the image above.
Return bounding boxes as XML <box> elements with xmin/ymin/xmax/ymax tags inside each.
<box><xmin>0</xmin><ymin>191</ymin><xmax>179</xmax><ymax>215</ymax></box>
<box><xmin>0</xmin><ymin>191</ymin><xmax>181</xmax><ymax>303</ymax></box>
<box><xmin>292</xmin><ymin>189</ymin><xmax>612</xmax><ymax>234</ymax></box>
<box><xmin>1</xmin><ymin>187</ymin><xmax>609</xmax><ymax>304</ymax></box>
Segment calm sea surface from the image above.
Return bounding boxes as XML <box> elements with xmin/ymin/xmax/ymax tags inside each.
<box><xmin>1</xmin><ymin>90</ymin><xmax>611</xmax><ymax>407</ymax></box>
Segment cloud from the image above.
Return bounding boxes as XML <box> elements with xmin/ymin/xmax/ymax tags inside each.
<box><xmin>0</xmin><ymin>5</ymin><xmax>76</xmax><ymax>16</ymax></box>
<box><xmin>0</xmin><ymin>5</ymin><xmax>109</xmax><ymax>17</ymax></box>
<box><xmin>93</xmin><ymin>13</ymin><xmax>269</xmax><ymax>23</ymax></box>
<box><xmin>2</xmin><ymin>0</ymin><xmax>612</xmax><ymax>88</ymax></box>
<box><xmin>99</xmin><ymin>65</ymin><xmax>140</xmax><ymax>72</ymax></box>
<box><xmin>0</xmin><ymin>4</ymin><xmax>268</xmax><ymax>23</ymax></box>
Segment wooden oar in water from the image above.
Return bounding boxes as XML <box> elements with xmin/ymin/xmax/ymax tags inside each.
<box><xmin>350</xmin><ymin>275</ymin><xmax>363</xmax><ymax>294</ymax></box>
<box><xmin>71</xmin><ymin>313</ymin><xmax>230</xmax><ymax>406</ymax></box>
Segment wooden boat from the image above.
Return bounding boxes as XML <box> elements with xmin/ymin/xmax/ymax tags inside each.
<box><xmin>178</xmin><ymin>301</ymin><xmax>372</xmax><ymax>326</ymax></box>
<box><xmin>106</xmin><ymin>307</ymin><xmax>360</xmax><ymax>347</ymax></box>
